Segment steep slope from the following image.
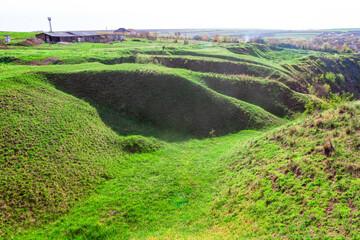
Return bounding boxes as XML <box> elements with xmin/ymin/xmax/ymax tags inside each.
<box><xmin>284</xmin><ymin>55</ymin><xmax>360</xmax><ymax>97</ymax></box>
<box><xmin>44</xmin><ymin>64</ymin><xmax>282</xmax><ymax>137</ymax></box>
<box><xmin>200</xmin><ymin>74</ymin><xmax>309</xmax><ymax>117</ymax></box>
<box><xmin>214</xmin><ymin>102</ymin><xmax>360</xmax><ymax>238</ymax></box>
<box><xmin>0</xmin><ymin>74</ymin><xmax>162</xmax><ymax>237</ymax></box>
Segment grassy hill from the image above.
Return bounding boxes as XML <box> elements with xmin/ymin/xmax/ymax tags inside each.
<box><xmin>212</xmin><ymin>101</ymin><xmax>360</xmax><ymax>239</ymax></box>
<box><xmin>1</xmin><ymin>35</ymin><xmax>360</xmax><ymax>239</ymax></box>
<box><xmin>44</xmin><ymin>64</ymin><xmax>285</xmax><ymax>136</ymax></box>
<box><xmin>0</xmin><ymin>73</ymin><xmax>165</xmax><ymax>236</ymax></box>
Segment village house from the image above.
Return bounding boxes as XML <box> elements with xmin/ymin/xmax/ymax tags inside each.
<box><xmin>114</xmin><ymin>28</ymin><xmax>130</xmax><ymax>34</ymax></box>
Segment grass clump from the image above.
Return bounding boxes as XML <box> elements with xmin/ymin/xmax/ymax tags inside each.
<box><xmin>117</xmin><ymin>135</ymin><xmax>163</xmax><ymax>153</ymax></box>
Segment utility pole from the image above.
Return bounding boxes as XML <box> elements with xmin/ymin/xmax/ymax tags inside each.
<box><xmin>48</xmin><ymin>17</ymin><xmax>52</xmax><ymax>32</ymax></box>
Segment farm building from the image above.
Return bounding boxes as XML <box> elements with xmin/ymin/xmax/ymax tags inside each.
<box><xmin>36</xmin><ymin>31</ymin><xmax>101</xmax><ymax>43</ymax></box>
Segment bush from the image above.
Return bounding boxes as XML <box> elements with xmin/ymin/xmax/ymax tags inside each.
<box><xmin>322</xmin><ymin>92</ymin><xmax>354</xmax><ymax>109</ymax></box>
<box><xmin>315</xmin><ymin>59</ymin><xmax>326</xmax><ymax>68</ymax></box>
<box><xmin>335</xmin><ymin>73</ymin><xmax>345</xmax><ymax>85</ymax></box>
<box><xmin>305</xmin><ymin>92</ymin><xmax>354</xmax><ymax>113</ymax></box>
<box><xmin>325</xmin><ymin>72</ymin><xmax>336</xmax><ymax>83</ymax></box>
<box><xmin>118</xmin><ymin>136</ymin><xmax>163</xmax><ymax>153</ymax></box>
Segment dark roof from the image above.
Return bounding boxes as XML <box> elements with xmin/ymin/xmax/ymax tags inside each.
<box><xmin>37</xmin><ymin>31</ymin><xmax>100</xmax><ymax>37</ymax></box>
<box><xmin>67</xmin><ymin>31</ymin><xmax>100</xmax><ymax>37</ymax></box>
<box><xmin>42</xmin><ymin>32</ymin><xmax>75</xmax><ymax>37</ymax></box>
<box><xmin>114</xmin><ymin>28</ymin><xmax>130</xmax><ymax>33</ymax></box>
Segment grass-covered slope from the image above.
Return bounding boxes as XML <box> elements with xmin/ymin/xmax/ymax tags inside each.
<box><xmin>44</xmin><ymin>64</ymin><xmax>282</xmax><ymax>137</ymax></box>
<box><xmin>201</xmin><ymin>74</ymin><xmax>310</xmax><ymax>117</ymax></box>
<box><xmin>0</xmin><ymin>75</ymin><xmax>162</xmax><ymax>237</ymax></box>
<box><xmin>214</xmin><ymin>102</ymin><xmax>360</xmax><ymax>238</ymax></box>
<box><xmin>284</xmin><ymin>55</ymin><xmax>360</xmax><ymax>97</ymax></box>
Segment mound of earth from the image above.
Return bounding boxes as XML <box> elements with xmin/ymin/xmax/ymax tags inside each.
<box><xmin>27</xmin><ymin>57</ymin><xmax>61</xmax><ymax>66</ymax></box>
<box><xmin>45</xmin><ymin>68</ymin><xmax>282</xmax><ymax>137</ymax></box>
<box><xmin>0</xmin><ymin>76</ymin><xmax>164</xmax><ymax>236</ymax></box>
<box><xmin>215</xmin><ymin>102</ymin><xmax>360</xmax><ymax>238</ymax></box>
<box><xmin>0</xmin><ymin>40</ymin><xmax>8</xmax><ymax>49</ymax></box>
<box><xmin>152</xmin><ymin>56</ymin><xmax>285</xmax><ymax>79</ymax></box>
<box><xmin>18</xmin><ymin>38</ymin><xmax>43</xmax><ymax>46</ymax></box>
<box><xmin>202</xmin><ymin>74</ymin><xmax>310</xmax><ymax>117</ymax></box>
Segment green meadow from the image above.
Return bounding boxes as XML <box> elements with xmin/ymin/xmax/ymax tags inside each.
<box><xmin>1</xmin><ymin>34</ymin><xmax>360</xmax><ymax>239</ymax></box>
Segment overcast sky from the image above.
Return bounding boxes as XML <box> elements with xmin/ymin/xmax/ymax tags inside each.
<box><xmin>1</xmin><ymin>0</ymin><xmax>360</xmax><ymax>32</ymax></box>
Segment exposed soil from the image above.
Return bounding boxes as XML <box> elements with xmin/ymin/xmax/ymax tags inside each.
<box><xmin>27</xmin><ymin>57</ymin><xmax>62</xmax><ymax>66</ymax></box>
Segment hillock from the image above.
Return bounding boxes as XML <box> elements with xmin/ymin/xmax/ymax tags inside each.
<box><xmin>44</xmin><ymin>64</ymin><xmax>283</xmax><ymax>137</ymax></box>
<box><xmin>0</xmin><ymin>74</ymin><xmax>163</xmax><ymax>236</ymax></box>
<box><xmin>213</xmin><ymin>101</ymin><xmax>360</xmax><ymax>238</ymax></box>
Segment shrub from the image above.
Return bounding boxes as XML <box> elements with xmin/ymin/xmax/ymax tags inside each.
<box><xmin>335</xmin><ymin>73</ymin><xmax>345</xmax><ymax>85</ymax></box>
<box><xmin>322</xmin><ymin>92</ymin><xmax>354</xmax><ymax>109</ymax></box>
<box><xmin>117</xmin><ymin>136</ymin><xmax>163</xmax><ymax>153</ymax></box>
<box><xmin>305</xmin><ymin>92</ymin><xmax>354</xmax><ymax>113</ymax></box>
<box><xmin>325</xmin><ymin>72</ymin><xmax>336</xmax><ymax>83</ymax></box>
<box><xmin>315</xmin><ymin>59</ymin><xmax>326</xmax><ymax>68</ymax></box>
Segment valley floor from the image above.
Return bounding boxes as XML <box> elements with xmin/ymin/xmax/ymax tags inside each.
<box><xmin>18</xmin><ymin>130</ymin><xmax>262</xmax><ymax>239</ymax></box>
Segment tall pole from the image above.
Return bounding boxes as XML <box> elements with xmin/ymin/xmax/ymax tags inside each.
<box><xmin>48</xmin><ymin>17</ymin><xmax>52</xmax><ymax>32</ymax></box>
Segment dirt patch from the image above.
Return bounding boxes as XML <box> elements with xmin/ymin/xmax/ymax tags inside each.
<box><xmin>325</xmin><ymin>198</ymin><xmax>339</xmax><ymax>216</ymax></box>
<box><xmin>0</xmin><ymin>40</ymin><xmax>8</xmax><ymax>49</ymax></box>
<box><xmin>27</xmin><ymin>57</ymin><xmax>62</xmax><ymax>66</ymax></box>
<box><xmin>18</xmin><ymin>38</ymin><xmax>43</xmax><ymax>46</ymax></box>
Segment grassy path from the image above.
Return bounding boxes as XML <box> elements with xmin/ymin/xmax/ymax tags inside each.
<box><xmin>19</xmin><ymin>131</ymin><xmax>260</xmax><ymax>239</ymax></box>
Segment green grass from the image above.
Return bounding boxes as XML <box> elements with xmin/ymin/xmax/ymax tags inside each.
<box><xmin>1</xmin><ymin>36</ymin><xmax>360</xmax><ymax>239</ymax></box>
<box><xmin>0</xmin><ymin>32</ymin><xmax>40</xmax><ymax>44</ymax></box>
<box><xmin>17</xmin><ymin>130</ymin><xmax>260</xmax><ymax>239</ymax></box>
<box><xmin>0</xmin><ymin>74</ymin><xmax>166</xmax><ymax>236</ymax></box>
<box><xmin>213</xmin><ymin>102</ymin><xmax>360</xmax><ymax>239</ymax></box>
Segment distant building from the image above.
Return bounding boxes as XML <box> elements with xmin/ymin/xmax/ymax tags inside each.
<box><xmin>70</xmin><ymin>31</ymin><xmax>102</xmax><ymax>43</ymax></box>
<box><xmin>5</xmin><ymin>35</ymin><xmax>11</xmax><ymax>43</ymax></box>
<box><xmin>36</xmin><ymin>31</ymin><xmax>101</xmax><ymax>43</ymax></box>
<box><xmin>114</xmin><ymin>28</ymin><xmax>130</xmax><ymax>34</ymax></box>
<box><xmin>103</xmin><ymin>34</ymin><xmax>126</xmax><ymax>42</ymax></box>
<box><xmin>128</xmin><ymin>29</ymin><xmax>137</xmax><ymax>36</ymax></box>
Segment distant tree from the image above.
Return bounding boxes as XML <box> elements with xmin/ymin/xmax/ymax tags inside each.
<box><xmin>251</xmin><ymin>37</ymin><xmax>265</xmax><ymax>44</ymax></box>
<box><xmin>140</xmin><ymin>30</ymin><xmax>151</xmax><ymax>38</ymax></box>
<box><xmin>152</xmin><ymin>32</ymin><xmax>159</xmax><ymax>40</ymax></box>
<box><xmin>175</xmin><ymin>32</ymin><xmax>181</xmax><ymax>39</ymax></box>
<box><xmin>213</xmin><ymin>34</ymin><xmax>220</xmax><ymax>42</ymax></box>
<box><xmin>222</xmin><ymin>35</ymin><xmax>231</xmax><ymax>43</ymax></box>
